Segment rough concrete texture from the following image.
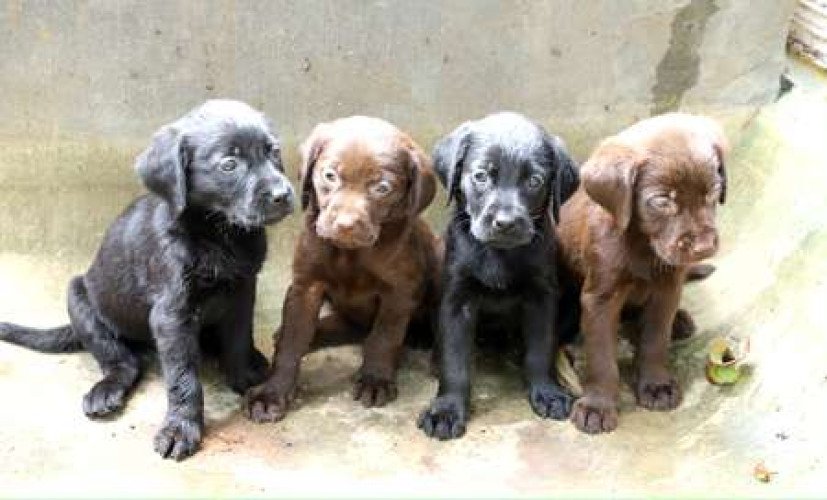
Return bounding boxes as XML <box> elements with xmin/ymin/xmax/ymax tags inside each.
<box><xmin>0</xmin><ymin>1</ymin><xmax>794</xmax><ymax>152</ymax></box>
<box><xmin>3</xmin><ymin>1</ymin><xmax>825</xmax><ymax>497</ymax></box>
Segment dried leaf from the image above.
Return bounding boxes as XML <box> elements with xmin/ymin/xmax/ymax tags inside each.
<box><xmin>555</xmin><ymin>349</ymin><xmax>582</xmax><ymax>397</ymax></box>
<box><xmin>706</xmin><ymin>335</ymin><xmax>750</xmax><ymax>385</ymax></box>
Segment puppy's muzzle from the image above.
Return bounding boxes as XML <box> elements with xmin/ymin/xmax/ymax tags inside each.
<box><xmin>492</xmin><ymin>213</ymin><xmax>521</xmax><ymax>234</ymax></box>
<box><xmin>661</xmin><ymin>228</ymin><xmax>719</xmax><ymax>265</ymax></box>
<box><xmin>474</xmin><ymin>208</ymin><xmax>533</xmax><ymax>249</ymax></box>
<box><xmin>258</xmin><ymin>184</ymin><xmax>295</xmax><ymax>224</ymax></box>
<box><xmin>678</xmin><ymin>229</ymin><xmax>719</xmax><ymax>262</ymax></box>
<box><xmin>317</xmin><ymin>209</ymin><xmax>378</xmax><ymax>249</ymax></box>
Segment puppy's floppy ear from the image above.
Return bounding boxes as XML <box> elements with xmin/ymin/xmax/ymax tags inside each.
<box><xmin>406</xmin><ymin>145</ymin><xmax>437</xmax><ymax>216</ymax></box>
<box><xmin>299</xmin><ymin>123</ymin><xmax>331</xmax><ymax>211</ymax></box>
<box><xmin>696</xmin><ymin>115</ymin><xmax>729</xmax><ymax>205</ymax></box>
<box><xmin>713</xmin><ymin>143</ymin><xmax>727</xmax><ymax>204</ymax></box>
<box><xmin>432</xmin><ymin>123</ymin><xmax>471</xmax><ymax>205</ymax></box>
<box><xmin>580</xmin><ymin>142</ymin><xmax>645</xmax><ymax>231</ymax></box>
<box><xmin>135</xmin><ymin>125</ymin><xmax>190</xmax><ymax>215</ymax></box>
<box><xmin>543</xmin><ymin>133</ymin><xmax>579</xmax><ymax>223</ymax></box>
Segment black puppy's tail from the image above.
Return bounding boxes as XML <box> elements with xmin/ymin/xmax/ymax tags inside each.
<box><xmin>0</xmin><ymin>323</ymin><xmax>83</xmax><ymax>353</ymax></box>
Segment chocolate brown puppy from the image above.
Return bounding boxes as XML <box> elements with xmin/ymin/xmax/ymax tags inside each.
<box><xmin>557</xmin><ymin>113</ymin><xmax>727</xmax><ymax>434</ymax></box>
<box><xmin>245</xmin><ymin>116</ymin><xmax>439</xmax><ymax>422</ymax></box>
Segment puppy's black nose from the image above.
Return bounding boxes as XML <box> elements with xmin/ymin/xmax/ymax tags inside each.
<box><xmin>270</xmin><ymin>191</ymin><xmax>289</xmax><ymax>205</ymax></box>
<box><xmin>492</xmin><ymin>214</ymin><xmax>518</xmax><ymax>232</ymax></box>
<box><xmin>261</xmin><ymin>187</ymin><xmax>293</xmax><ymax>207</ymax></box>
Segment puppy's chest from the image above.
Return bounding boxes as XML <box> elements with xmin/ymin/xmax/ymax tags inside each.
<box><xmin>188</xmin><ymin>243</ymin><xmax>261</xmax><ymax>291</ymax></box>
<box><xmin>623</xmin><ymin>258</ymin><xmax>681</xmax><ymax>306</ymax></box>
<box><xmin>461</xmin><ymin>249</ymin><xmax>530</xmax><ymax>292</ymax></box>
<box><xmin>470</xmin><ymin>257</ymin><xmax>514</xmax><ymax>291</ymax></box>
<box><xmin>625</xmin><ymin>274</ymin><xmax>679</xmax><ymax>306</ymax></box>
<box><xmin>321</xmin><ymin>253</ymin><xmax>384</xmax><ymax>294</ymax></box>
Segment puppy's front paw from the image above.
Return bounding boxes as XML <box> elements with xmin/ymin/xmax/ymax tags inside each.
<box><xmin>528</xmin><ymin>383</ymin><xmax>572</xmax><ymax>420</ymax></box>
<box><xmin>571</xmin><ymin>393</ymin><xmax>619</xmax><ymax>434</ymax></box>
<box><xmin>353</xmin><ymin>373</ymin><xmax>398</xmax><ymax>408</ymax></box>
<box><xmin>82</xmin><ymin>380</ymin><xmax>127</xmax><ymax>418</ymax></box>
<box><xmin>153</xmin><ymin>415</ymin><xmax>203</xmax><ymax>461</ymax></box>
<box><xmin>417</xmin><ymin>394</ymin><xmax>468</xmax><ymax>440</ymax></box>
<box><xmin>636</xmin><ymin>374</ymin><xmax>682</xmax><ymax>411</ymax></box>
<box><xmin>244</xmin><ymin>382</ymin><xmax>294</xmax><ymax>423</ymax></box>
<box><xmin>224</xmin><ymin>349</ymin><xmax>270</xmax><ymax>394</ymax></box>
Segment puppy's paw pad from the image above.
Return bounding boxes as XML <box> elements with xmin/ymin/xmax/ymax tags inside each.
<box><xmin>570</xmin><ymin>394</ymin><xmax>619</xmax><ymax>434</ymax></box>
<box><xmin>82</xmin><ymin>381</ymin><xmax>127</xmax><ymax>418</ymax></box>
<box><xmin>353</xmin><ymin>374</ymin><xmax>398</xmax><ymax>408</ymax></box>
<box><xmin>671</xmin><ymin>309</ymin><xmax>696</xmax><ymax>341</ymax></box>
<box><xmin>417</xmin><ymin>395</ymin><xmax>468</xmax><ymax>440</ymax></box>
<box><xmin>153</xmin><ymin>416</ymin><xmax>202</xmax><ymax>461</ymax></box>
<box><xmin>244</xmin><ymin>384</ymin><xmax>293</xmax><ymax>423</ymax></box>
<box><xmin>528</xmin><ymin>383</ymin><xmax>572</xmax><ymax>420</ymax></box>
<box><xmin>636</xmin><ymin>377</ymin><xmax>682</xmax><ymax>411</ymax></box>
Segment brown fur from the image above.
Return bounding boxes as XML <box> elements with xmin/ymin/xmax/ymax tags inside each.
<box><xmin>244</xmin><ymin>116</ymin><xmax>440</xmax><ymax>422</ymax></box>
<box><xmin>558</xmin><ymin>113</ymin><xmax>727</xmax><ymax>434</ymax></box>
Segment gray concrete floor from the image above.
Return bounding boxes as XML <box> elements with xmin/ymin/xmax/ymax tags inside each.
<box><xmin>2</xmin><ymin>65</ymin><xmax>827</xmax><ymax>497</ymax></box>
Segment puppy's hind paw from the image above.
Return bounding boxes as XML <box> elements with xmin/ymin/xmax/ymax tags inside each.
<box><xmin>82</xmin><ymin>380</ymin><xmax>128</xmax><ymax>419</ymax></box>
<box><xmin>244</xmin><ymin>383</ymin><xmax>294</xmax><ymax>423</ymax></box>
<box><xmin>417</xmin><ymin>395</ymin><xmax>468</xmax><ymax>440</ymax></box>
<box><xmin>528</xmin><ymin>383</ymin><xmax>572</xmax><ymax>420</ymax></box>
<box><xmin>636</xmin><ymin>376</ymin><xmax>682</xmax><ymax>411</ymax></box>
<box><xmin>353</xmin><ymin>373</ymin><xmax>398</xmax><ymax>408</ymax></box>
<box><xmin>153</xmin><ymin>415</ymin><xmax>203</xmax><ymax>461</ymax></box>
<box><xmin>671</xmin><ymin>309</ymin><xmax>696</xmax><ymax>341</ymax></box>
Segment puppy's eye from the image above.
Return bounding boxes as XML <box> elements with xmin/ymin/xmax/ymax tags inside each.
<box><xmin>472</xmin><ymin>170</ymin><xmax>489</xmax><ymax>183</ymax></box>
<box><xmin>527</xmin><ymin>174</ymin><xmax>544</xmax><ymax>189</ymax></box>
<box><xmin>371</xmin><ymin>180</ymin><xmax>393</xmax><ymax>197</ymax></box>
<box><xmin>649</xmin><ymin>195</ymin><xmax>677</xmax><ymax>213</ymax></box>
<box><xmin>322</xmin><ymin>167</ymin><xmax>339</xmax><ymax>185</ymax></box>
<box><xmin>219</xmin><ymin>158</ymin><xmax>238</xmax><ymax>173</ymax></box>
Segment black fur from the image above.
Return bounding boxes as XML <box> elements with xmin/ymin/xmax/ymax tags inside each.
<box><xmin>0</xmin><ymin>100</ymin><xmax>295</xmax><ymax>461</ymax></box>
<box><xmin>418</xmin><ymin>112</ymin><xmax>579</xmax><ymax>440</ymax></box>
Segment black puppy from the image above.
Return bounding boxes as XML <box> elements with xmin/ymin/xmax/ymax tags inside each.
<box><xmin>417</xmin><ymin>112</ymin><xmax>578</xmax><ymax>440</ymax></box>
<box><xmin>0</xmin><ymin>100</ymin><xmax>294</xmax><ymax>460</ymax></box>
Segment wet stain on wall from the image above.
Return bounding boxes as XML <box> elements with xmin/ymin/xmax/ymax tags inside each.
<box><xmin>651</xmin><ymin>0</ymin><xmax>720</xmax><ymax>115</ymax></box>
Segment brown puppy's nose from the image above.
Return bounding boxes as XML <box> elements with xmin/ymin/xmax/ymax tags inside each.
<box><xmin>692</xmin><ymin>231</ymin><xmax>718</xmax><ymax>259</ymax></box>
<box><xmin>334</xmin><ymin>213</ymin><xmax>360</xmax><ymax>234</ymax></box>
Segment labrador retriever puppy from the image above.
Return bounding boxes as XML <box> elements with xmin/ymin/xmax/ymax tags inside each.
<box><xmin>557</xmin><ymin>112</ymin><xmax>727</xmax><ymax>434</ymax></box>
<box><xmin>417</xmin><ymin>112</ymin><xmax>579</xmax><ymax>440</ymax></box>
<box><xmin>244</xmin><ymin>116</ymin><xmax>439</xmax><ymax>423</ymax></box>
<box><xmin>0</xmin><ymin>100</ymin><xmax>295</xmax><ymax>460</ymax></box>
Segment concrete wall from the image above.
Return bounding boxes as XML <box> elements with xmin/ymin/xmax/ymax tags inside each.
<box><xmin>0</xmin><ymin>0</ymin><xmax>794</xmax><ymax>255</ymax></box>
<box><xmin>1</xmin><ymin>0</ymin><xmax>794</xmax><ymax>152</ymax></box>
